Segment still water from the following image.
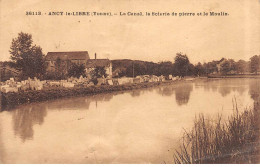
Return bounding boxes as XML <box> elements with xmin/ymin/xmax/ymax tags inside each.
<box><xmin>0</xmin><ymin>78</ymin><xmax>259</xmax><ymax>163</ymax></box>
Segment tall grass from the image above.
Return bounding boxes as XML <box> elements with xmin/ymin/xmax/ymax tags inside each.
<box><xmin>174</xmin><ymin>100</ymin><xmax>260</xmax><ymax>164</ymax></box>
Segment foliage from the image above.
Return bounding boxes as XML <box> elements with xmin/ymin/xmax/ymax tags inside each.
<box><xmin>194</xmin><ymin>62</ymin><xmax>205</xmax><ymax>76</ymax></box>
<box><xmin>235</xmin><ymin>60</ymin><xmax>248</xmax><ymax>74</ymax></box>
<box><xmin>89</xmin><ymin>66</ymin><xmax>108</xmax><ymax>85</ymax></box>
<box><xmin>174</xmin><ymin>53</ymin><xmax>190</xmax><ymax>77</ymax></box>
<box><xmin>9</xmin><ymin>32</ymin><xmax>46</xmax><ymax>79</ymax></box>
<box><xmin>250</xmin><ymin>55</ymin><xmax>260</xmax><ymax>74</ymax></box>
<box><xmin>68</xmin><ymin>63</ymin><xmax>86</xmax><ymax>78</ymax></box>
<box><xmin>220</xmin><ymin>59</ymin><xmax>235</xmax><ymax>75</ymax></box>
<box><xmin>158</xmin><ymin>61</ymin><xmax>174</xmax><ymax>76</ymax></box>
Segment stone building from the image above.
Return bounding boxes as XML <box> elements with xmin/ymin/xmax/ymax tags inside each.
<box><xmin>85</xmin><ymin>54</ymin><xmax>112</xmax><ymax>78</ymax></box>
<box><xmin>45</xmin><ymin>51</ymin><xmax>90</xmax><ymax>73</ymax></box>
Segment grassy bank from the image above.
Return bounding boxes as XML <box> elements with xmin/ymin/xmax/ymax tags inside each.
<box><xmin>174</xmin><ymin>101</ymin><xmax>260</xmax><ymax>164</ymax></box>
<box><xmin>1</xmin><ymin>80</ymin><xmax>185</xmax><ymax>111</ymax></box>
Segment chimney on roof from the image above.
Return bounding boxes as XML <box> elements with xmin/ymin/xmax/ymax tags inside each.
<box><xmin>95</xmin><ymin>53</ymin><xmax>97</xmax><ymax>60</ymax></box>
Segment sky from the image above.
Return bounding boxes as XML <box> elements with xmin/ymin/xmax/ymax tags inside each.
<box><xmin>0</xmin><ymin>0</ymin><xmax>260</xmax><ymax>64</ymax></box>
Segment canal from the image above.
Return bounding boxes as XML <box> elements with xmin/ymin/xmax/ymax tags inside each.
<box><xmin>0</xmin><ymin>78</ymin><xmax>259</xmax><ymax>163</ymax></box>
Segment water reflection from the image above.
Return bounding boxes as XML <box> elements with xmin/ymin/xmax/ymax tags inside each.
<box><xmin>12</xmin><ymin>104</ymin><xmax>47</xmax><ymax>142</ymax></box>
<box><xmin>0</xmin><ymin>79</ymin><xmax>259</xmax><ymax>163</ymax></box>
<box><xmin>157</xmin><ymin>86</ymin><xmax>174</xmax><ymax>96</ymax></box>
<box><xmin>0</xmin><ymin>120</ymin><xmax>5</xmax><ymax>163</ymax></box>
<box><xmin>218</xmin><ymin>86</ymin><xmax>232</xmax><ymax>97</ymax></box>
<box><xmin>130</xmin><ymin>90</ymin><xmax>142</xmax><ymax>97</ymax></box>
<box><xmin>156</xmin><ymin>83</ymin><xmax>193</xmax><ymax>106</ymax></box>
<box><xmin>249</xmin><ymin>79</ymin><xmax>260</xmax><ymax>102</ymax></box>
<box><xmin>175</xmin><ymin>83</ymin><xmax>193</xmax><ymax>106</ymax></box>
<box><xmin>7</xmin><ymin>79</ymin><xmax>260</xmax><ymax>144</ymax></box>
<box><xmin>198</xmin><ymin>79</ymin><xmax>247</xmax><ymax>97</ymax></box>
<box><xmin>10</xmin><ymin>92</ymin><xmax>118</xmax><ymax>142</ymax></box>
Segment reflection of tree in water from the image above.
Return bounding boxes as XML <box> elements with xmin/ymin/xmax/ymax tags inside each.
<box><xmin>175</xmin><ymin>83</ymin><xmax>193</xmax><ymax>106</ymax></box>
<box><xmin>202</xmin><ymin>79</ymin><xmax>247</xmax><ymax>97</ymax></box>
<box><xmin>12</xmin><ymin>104</ymin><xmax>47</xmax><ymax>142</ymax></box>
<box><xmin>156</xmin><ymin>86</ymin><xmax>175</xmax><ymax>96</ymax></box>
<box><xmin>130</xmin><ymin>89</ymin><xmax>142</xmax><ymax>97</ymax></box>
<box><xmin>249</xmin><ymin>79</ymin><xmax>260</xmax><ymax>102</ymax></box>
<box><xmin>0</xmin><ymin>120</ymin><xmax>6</xmax><ymax>163</ymax></box>
<box><xmin>236</xmin><ymin>86</ymin><xmax>246</xmax><ymax>96</ymax></box>
<box><xmin>200</xmin><ymin>80</ymin><xmax>220</xmax><ymax>92</ymax></box>
<box><xmin>218</xmin><ymin>86</ymin><xmax>232</xmax><ymax>97</ymax></box>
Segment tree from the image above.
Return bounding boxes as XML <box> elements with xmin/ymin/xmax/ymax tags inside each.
<box><xmin>68</xmin><ymin>63</ymin><xmax>86</xmax><ymax>78</ymax></box>
<box><xmin>235</xmin><ymin>60</ymin><xmax>248</xmax><ymax>74</ymax></box>
<box><xmin>194</xmin><ymin>62</ymin><xmax>205</xmax><ymax>76</ymax></box>
<box><xmin>89</xmin><ymin>66</ymin><xmax>108</xmax><ymax>84</ymax></box>
<box><xmin>9</xmin><ymin>32</ymin><xmax>46</xmax><ymax>79</ymax></box>
<box><xmin>250</xmin><ymin>55</ymin><xmax>260</xmax><ymax>74</ymax></box>
<box><xmin>203</xmin><ymin>61</ymin><xmax>218</xmax><ymax>75</ymax></box>
<box><xmin>220</xmin><ymin>60</ymin><xmax>231</xmax><ymax>75</ymax></box>
<box><xmin>174</xmin><ymin>53</ymin><xmax>190</xmax><ymax>77</ymax></box>
<box><xmin>158</xmin><ymin>61</ymin><xmax>174</xmax><ymax>76</ymax></box>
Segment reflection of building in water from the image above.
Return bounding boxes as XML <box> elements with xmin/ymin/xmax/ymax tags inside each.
<box><xmin>46</xmin><ymin>97</ymin><xmax>92</xmax><ymax>110</ymax></box>
<box><xmin>84</xmin><ymin>93</ymin><xmax>114</xmax><ymax>108</ymax></box>
<box><xmin>12</xmin><ymin>104</ymin><xmax>47</xmax><ymax>142</ymax></box>
<box><xmin>174</xmin><ymin>83</ymin><xmax>193</xmax><ymax>106</ymax></box>
<box><xmin>44</xmin><ymin>93</ymin><xmax>114</xmax><ymax>110</ymax></box>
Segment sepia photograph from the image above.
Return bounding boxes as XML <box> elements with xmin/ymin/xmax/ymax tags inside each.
<box><xmin>0</xmin><ymin>0</ymin><xmax>260</xmax><ymax>164</ymax></box>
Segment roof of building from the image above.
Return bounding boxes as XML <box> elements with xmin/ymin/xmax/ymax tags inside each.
<box><xmin>46</xmin><ymin>51</ymin><xmax>90</xmax><ymax>61</ymax></box>
<box><xmin>86</xmin><ymin>59</ymin><xmax>111</xmax><ymax>68</ymax></box>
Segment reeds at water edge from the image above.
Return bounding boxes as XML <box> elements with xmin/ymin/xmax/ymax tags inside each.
<box><xmin>174</xmin><ymin>98</ymin><xmax>260</xmax><ymax>164</ymax></box>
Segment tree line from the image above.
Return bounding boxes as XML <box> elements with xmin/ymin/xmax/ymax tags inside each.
<box><xmin>2</xmin><ymin>32</ymin><xmax>260</xmax><ymax>81</ymax></box>
<box><xmin>113</xmin><ymin>55</ymin><xmax>260</xmax><ymax>78</ymax></box>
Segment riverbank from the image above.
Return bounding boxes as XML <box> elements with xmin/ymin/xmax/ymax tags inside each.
<box><xmin>0</xmin><ymin>79</ymin><xmax>200</xmax><ymax>111</ymax></box>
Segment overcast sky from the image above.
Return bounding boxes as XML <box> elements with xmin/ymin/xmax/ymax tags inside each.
<box><xmin>0</xmin><ymin>0</ymin><xmax>259</xmax><ymax>64</ymax></box>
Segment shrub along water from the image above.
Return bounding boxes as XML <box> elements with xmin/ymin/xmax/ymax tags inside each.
<box><xmin>174</xmin><ymin>100</ymin><xmax>260</xmax><ymax>164</ymax></box>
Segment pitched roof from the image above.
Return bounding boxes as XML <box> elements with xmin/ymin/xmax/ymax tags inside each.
<box><xmin>86</xmin><ymin>59</ymin><xmax>111</xmax><ymax>68</ymax></box>
<box><xmin>46</xmin><ymin>51</ymin><xmax>90</xmax><ymax>61</ymax></box>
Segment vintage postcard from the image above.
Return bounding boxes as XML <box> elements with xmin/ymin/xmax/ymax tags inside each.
<box><xmin>0</xmin><ymin>0</ymin><xmax>260</xmax><ymax>164</ymax></box>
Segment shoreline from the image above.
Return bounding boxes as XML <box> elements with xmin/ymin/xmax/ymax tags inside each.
<box><xmin>1</xmin><ymin>78</ymin><xmax>201</xmax><ymax>111</ymax></box>
<box><xmin>1</xmin><ymin>76</ymin><xmax>260</xmax><ymax>111</ymax></box>
<box><xmin>208</xmin><ymin>74</ymin><xmax>260</xmax><ymax>79</ymax></box>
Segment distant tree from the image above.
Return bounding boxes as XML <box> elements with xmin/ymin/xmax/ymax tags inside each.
<box><xmin>158</xmin><ymin>61</ymin><xmax>174</xmax><ymax>76</ymax></box>
<box><xmin>89</xmin><ymin>66</ymin><xmax>108</xmax><ymax>85</ymax></box>
<box><xmin>194</xmin><ymin>62</ymin><xmax>205</xmax><ymax>76</ymax></box>
<box><xmin>220</xmin><ymin>60</ymin><xmax>232</xmax><ymax>75</ymax></box>
<box><xmin>68</xmin><ymin>63</ymin><xmax>86</xmax><ymax>78</ymax></box>
<box><xmin>89</xmin><ymin>66</ymin><xmax>107</xmax><ymax>79</ymax></box>
<box><xmin>203</xmin><ymin>61</ymin><xmax>218</xmax><ymax>75</ymax></box>
<box><xmin>174</xmin><ymin>53</ymin><xmax>190</xmax><ymax>77</ymax></box>
<box><xmin>9</xmin><ymin>32</ymin><xmax>46</xmax><ymax>79</ymax></box>
<box><xmin>250</xmin><ymin>55</ymin><xmax>260</xmax><ymax>74</ymax></box>
<box><xmin>235</xmin><ymin>60</ymin><xmax>248</xmax><ymax>74</ymax></box>
<box><xmin>133</xmin><ymin>63</ymin><xmax>146</xmax><ymax>76</ymax></box>
<box><xmin>187</xmin><ymin>63</ymin><xmax>195</xmax><ymax>76</ymax></box>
